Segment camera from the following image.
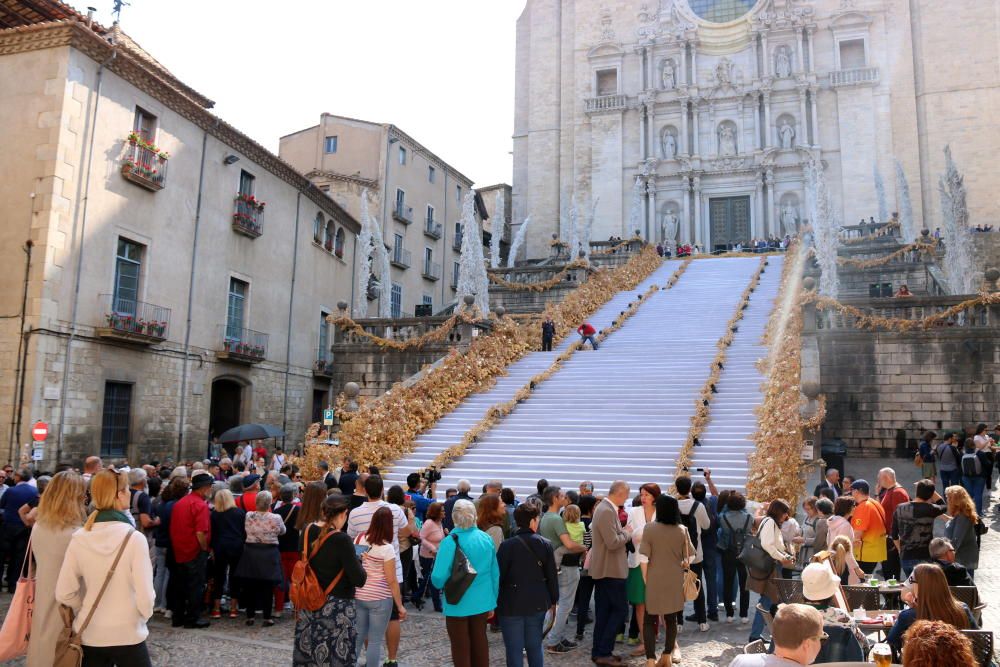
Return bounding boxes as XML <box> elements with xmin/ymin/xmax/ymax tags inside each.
<box><xmin>423</xmin><ymin>466</ymin><xmax>442</xmax><ymax>484</ymax></box>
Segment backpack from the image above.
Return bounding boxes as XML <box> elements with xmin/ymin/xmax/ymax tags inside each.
<box><xmin>722</xmin><ymin>514</ymin><xmax>751</xmax><ymax>556</ymax></box>
<box><xmin>961</xmin><ymin>453</ymin><xmax>982</xmax><ymax>477</ymax></box>
<box><xmin>680</xmin><ymin>500</ymin><xmax>702</xmax><ymax>551</ymax></box>
<box><xmin>290</xmin><ymin>527</ymin><xmax>343</xmax><ymax>612</ymax></box>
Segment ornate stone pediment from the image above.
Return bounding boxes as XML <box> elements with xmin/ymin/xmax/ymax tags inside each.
<box><xmin>706</xmin><ymin>155</ymin><xmax>754</xmax><ymax>172</ymax></box>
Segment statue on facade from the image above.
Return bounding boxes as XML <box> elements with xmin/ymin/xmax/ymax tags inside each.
<box><xmin>661</xmin><ymin>129</ymin><xmax>677</xmax><ymax>158</ymax></box>
<box><xmin>719</xmin><ymin>125</ymin><xmax>737</xmax><ymax>156</ymax></box>
<box><xmin>662</xmin><ymin>211</ymin><xmax>679</xmax><ymax>244</ymax></box>
<box><xmin>780</xmin><ymin>202</ymin><xmax>799</xmax><ymax>236</ymax></box>
<box><xmin>661</xmin><ymin>59</ymin><xmax>676</xmax><ymax>90</ymax></box>
<box><xmin>775</xmin><ymin>46</ymin><xmax>792</xmax><ymax>78</ymax></box>
<box><xmin>716</xmin><ymin>57</ymin><xmax>733</xmax><ymax>85</ymax></box>
<box><xmin>779</xmin><ymin>120</ymin><xmax>795</xmax><ymax>149</ymax></box>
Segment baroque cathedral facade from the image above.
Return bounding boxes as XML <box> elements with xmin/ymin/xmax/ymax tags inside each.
<box><xmin>511</xmin><ymin>0</ymin><xmax>1000</xmax><ymax>258</ymax></box>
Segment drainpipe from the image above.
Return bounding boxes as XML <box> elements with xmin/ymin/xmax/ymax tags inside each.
<box><xmin>176</xmin><ymin>124</ymin><xmax>213</xmax><ymax>463</ymax></box>
<box><xmin>56</xmin><ymin>43</ymin><xmax>117</xmax><ymax>465</ymax></box>
<box><xmin>7</xmin><ymin>230</ymin><xmax>33</xmax><ymax>464</ymax></box>
<box><xmin>442</xmin><ymin>169</ymin><xmax>448</xmax><ymax>308</ymax></box>
<box><xmin>281</xmin><ymin>192</ymin><xmax>303</xmax><ymax>445</ymax></box>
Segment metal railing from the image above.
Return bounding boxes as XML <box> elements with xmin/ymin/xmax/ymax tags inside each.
<box><xmin>830</xmin><ymin>67</ymin><xmax>879</xmax><ymax>88</ymax></box>
<box><xmin>314</xmin><ymin>346</ymin><xmax>334</xmax><ymax>375</ymax></box>
<box><xmin>233</xmin><ymin>195</ymin><xmax>264</xmax><ymax>237</ymax></box>
<box><xmin>391</xmin><ymin>247</ymin><xmax>411</xmax><ymax>269</ymax></box>
<box><xmin>585</xmin><ymin>94</ymin><xmax>627</xmax><ymax>113</ymax></box>
<box><xmin>393</xmin><ymin>204</ymin><xmax>414</xmax><ymax>224</ymax></box>
<box><xmin>100</xmin><ymin>294</ymin><xmax>171</xmax><ymax>339</ymax></box>
<box><xmin>220</xmin><ymin>325</ymin><xmax>268</xmax><ymax>361</ymax></box>
<box><xmin>422</xmin><ymin>260</ymin><xmax>441</xmax><ymax>281</ymax></box>
<box><xmin>424</xmin><ymin>219</ymin><xmax>443</xmax><ymax>239</ymax></box>
<box><xmin>121</xmin><ymin>141</ymin><xmax>168</xmax><ymax>190</ymax></box>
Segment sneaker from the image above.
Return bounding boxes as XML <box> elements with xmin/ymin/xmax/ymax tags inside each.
<box><xmin>615</xmin><ymin>633</ymin><xmax>625</xmax><ymax>643</ymax></box>
<box><xmin>383</xmin><ymin>661</ymin><xmax>399</xmax><ymax>667</ymax></box>
<box><xmin>546</xmin><ymin>643</ymin><xmax>572</xmax><ymax>654</ymax></box>
<box><xmin>153</xmin><ymin>607</ymin><xmax>165</xmax><ymax>615</ymax></box>
<box><xmin>575</xmin><ymin>632</ymin><xmax>585</xmax><ymax>642</ymax></box>
<box><xmin>262</xmin><ymin>619</ymin><xmax>275</xmax><ymax>628</ymax></box>
<box><xmin>726</xmin><ymin>616</ymin><xmax>734</xmax><ymax>624</ymax></box>
<box><xmin>626</xmin><ymin>637</ymin><xmax>640</xmax><ymax>645</ymax></box>
<box><xmin>699</xmin><ymin>623</ymin><xmax>709</xmax><ymax>632</ymax></box>
<box><xmin>560</xmin><ymin>639</ymin><xmax>579</xmax><ymax>650</ymax></box>
<box><xmin>163</xmin><ymin>610</ymin><xmax>172</xmax><ymax>620</ymax></box>
<box><xmin>740</xmin><ymin>617</ymin><xmax>750</xmax><ymax>625</ymax></box>
<box><xmin>684</xmin><ymin>613</ymin><xmax>699</xmax><ymax>623</ymax></box>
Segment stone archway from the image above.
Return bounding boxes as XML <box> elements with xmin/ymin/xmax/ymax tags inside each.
<box><xmin>209</xmin><ymin>377</ymin><xmax>247</xmax><ymax>456</ymax></box>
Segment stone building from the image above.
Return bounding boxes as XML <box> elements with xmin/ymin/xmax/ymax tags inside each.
<box><xmin>476</xmin><ymin>183</ymin><xmax>513</xmax><ymax>266</ymax></box>
<box><xmin>512</xmin><ymin>0</ymin><xmax>1000</xmax><ymax>258</ymax></box>
<box><xmin>279</xmin><ymin>115</ymin><xmax>476</xmax><ymax>317</ymax></box>
<box><xmin>0</xmin><ymin>3</ymin><xmax>359</xmax><ymax>466</ymax></box>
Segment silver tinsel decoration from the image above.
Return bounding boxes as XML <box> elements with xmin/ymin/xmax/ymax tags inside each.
<box><xmin>353</xmin><ymin>189</ymin><xmax>374</xmax><ymax>317</ymax></box>
<box><xmin>873</xmin><ymin>165</ymin><xmax>889</xmax><ymax>224</ymax></box>
<box><xmin>490</xmin><ymin>192</ymin><xmax>504</xmax><ymax>268</ymax></box>
<box><xmin>627</xmin><ymin>176</ymin><xmax>644</xmax><ymax>239</ymax></box>
<box><xmin>894</xmin><ymin>159</ymin><xmax>917</xmax><ymax>243</ymax></box>
<box><xmin>939</xmin><ymin>146</ymin><xmax>975</xmax><ymax>294</ymax></box>
<box><xmin>581</xmin><ymin>197</ymin><xmax>599</xmax><ymax>260</ymax></box>
<box><xmin>807</xmin><ymin>160</ymin><xmax>841</xmax><ymax>299</ymax></box>
<box><xmin>456</xmin><ymin>192</ymin><xmax>490</xmax><ymax>315</ymax></box>
<box><xmin>507</xmin><ymin>215</ymin><xmax>530</xmax><ymax>268</ymax></box>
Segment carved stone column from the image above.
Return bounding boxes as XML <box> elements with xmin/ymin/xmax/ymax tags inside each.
<box><xmin>737</xmin><ymin>100</ymin><xmax>745</xmax><ymax>150</ymax></box>
<box><xmin>693</xmin><ymin>99</ymin><xmax>701</xmax><ymax>156</ymax></box>
<box><xmin>640</xmin><ymin>100</ymin><xmax>648</xmax><ymax>159</ymax></box>
<box><xmin>682</xmin><ymin>176</ymin><xmax>691</xmax><ymax>243</ymax></box>
<box><xmin>763</xmin><ymin>92</ymin><xmax>773</xmax><ymax>148</ymax></box>
<box><xmin>794</xmin><ymin>27</ymin><xmax>805</xmax><ymax>74</ymax></box>
<box><xmin>809</xmin><ymin>85</ymin><xmax>820</xmax><ymax>147</ymax></box>
<box><xmin>798</xmin><ymin>85</ymin><xmax>808</xmax><ymax>147</ymax></box>
<box><xmin>647</xmin><ymin>47</ymin><xmax>656</xmax><ymax>91</ymax></box>
<box><xmin>765</xmin><ymin>169</ymin><xmax>776</xmax><ymax>236</ymax></box>
<box><xmin>647</xmin><ymin>179</ymin><xmax>657</xmax><ymax>242</ymax></box>
<box><xmin>690</xmin><ymin>43</ymin><xmax>699</xmax><ymax>86</ymax></box>
<box><xmin>693</xmin><ymin>175</ymin><xmax>703</xmax><ymax>247</ymax></box>
<box><xmin>761</xmin><ymin>33</ymin><xmax>770</xmax><ymax>77</ymax></box>
<box><xmin>680</xmin><ymin>42</ymin><xmax>688</xmax><ymax>86</ymax></box>
<box><xmin>755</xmin><ymin>174</ymin><xmax>765</xmax><ymax>238</ymax></box>
<box><xmin>681</xmin><ymin>98</ymin><xmax>690</xmax><ymax>155</ymax></box>
<box><xmin>806</xmin><ymin>27</ymin><xmax>816</xmax><ymax>73</ymax></box>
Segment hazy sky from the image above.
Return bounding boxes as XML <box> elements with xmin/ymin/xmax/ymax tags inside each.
<box><xmin>90</xmin><ymin>1</ymin><xmax>525</xmax><ymax>186</ymax></box>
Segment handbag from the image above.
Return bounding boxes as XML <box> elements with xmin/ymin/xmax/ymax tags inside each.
<box><xmin>443</xmin><ymin>533</ymin><xmax>477</xmax><ymax>605</ymax></box>
<box><xmin>681</xmin><ymin>528</ymin><xmax>701</xmax><ymax>602</ymax></box>
<box><xmin>0</xmin><ymin>537</ymin><xmax>35</xmax><ymax>660</ymax></box>
<box><xmin>53</xmin><ymin>530</ymin><xmax>134</xmax><ymax>667</ymax></box>
<box><xmin>913</xmin><ymin>451</ymin><xmax>923</xmax><ymax>467</ymax></box>
<box><xmin>739</xmin><ymin>517</ymin><xmax>776</xmax><ymax>575</ymax></box>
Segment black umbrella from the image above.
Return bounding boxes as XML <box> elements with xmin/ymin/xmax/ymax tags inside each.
<box><xmin>217</xmin><ymin>423</ymin><xmax>286</xmax><ymax>444</ymax></box>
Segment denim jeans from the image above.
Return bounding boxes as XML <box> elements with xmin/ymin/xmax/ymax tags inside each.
<box><xmin>962</xmin><ymin>476</ymin><xmax>986</xmax><ymax>514</ymax></box>
<box><xmin>940</xmin><ymin>469</ymin><xmax>961</xmax><ymax>490</ymax></box>
<box><xmin>355</xmin><ymin>597</ymin><xmax>393</xmax><ymax>667</ymax></box>
<box><xmin>592</xmin><ymin>577</ymin><xmax>627</xmax><ymax>659</ymax></box>
<box><xmin>580</xmin><ymin>334</ymin><xmax>598</xmax><ymax>350</ymax></box>
<box><xmin>721</xmin><ymin>551</ymin><xmax>749</xmax><ymax>618</ymax></box>
<box><xmin>701</xmin><ymin>546</ymin><xmax>720</xmax><ymax>618</ymax></box>
<box><xmin>499</xmin><ymin>612</ymin><xmax>545</xmax><ymax>667</ymax></box>
<box><xmin>749</xmin><ymin>593</ymin><xmax>774</xmax><ymax>641</ymax></box>
<box><xmin>416</xmin><ymin>555</ymin><xmax>442</xmax><ymax>611</ymax></box>
<box><xmin>575</xmin><ymin>574</ymin><xmax>595</xmax><ymax>635</ymax></box>
<box><xmin>900</xmin><ymin>558</ymin><xmax>925</xmax><ymax>578</ymax></box>
<box><xmin>545</xmin><ymin>566</ymin><xmax>580</xmax><ymax>646</ymax></box>
<box><xmin>153</xmin><ymin>546</ymin><xmax>169</xmax><ymax>608</ymax></box>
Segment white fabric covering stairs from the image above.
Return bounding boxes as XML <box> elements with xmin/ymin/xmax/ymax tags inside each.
<box><xmin>385</xmin><ymin>256</ymin><xmax>783</xmax><ymax>498</ymax></box>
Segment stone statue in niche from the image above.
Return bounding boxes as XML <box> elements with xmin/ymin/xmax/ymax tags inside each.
<box><xmin>662</xmin><ymin>210</ymin><xmax>679</xmax><ymax>245</ymax></box>
<box><xmin>716</xmin><ymin>57</ymin><xmax>733</xmax><ymax>85</ymax></box>
<box><xmin>780</xmin><ymin>202</ymin><xmax>799</xmax><ymax>236</ymax></box>
<box><xmin>779</xmin><ymin>120</ymin><xmax>795</xmax><ymax>149</ymax></box>
<box><xmin>718</xmin><ymin>125</ymin><xmax>737</xmax><ymax>156</ymax></box>
<box><xmin>661</xmin><ymin>129</ymin><xmax>677</xmax><ymax>158</ymax></box>
<box><xmin>775</xmin><ymin>46</ymin><xmax>792</xmax><ymax>78</ymax></box>
<box><xmin>661</xmin><ymin>59</ymin><xmax>676</xmax><ymax>90</ymax></box>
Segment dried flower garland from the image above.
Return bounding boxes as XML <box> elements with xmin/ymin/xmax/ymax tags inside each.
<box><xmin>840</xmin><ymin>220</ymin><xmax>901</xmax><ymax>245</ymax></box>
<box><xmin>330</xmin><ymin>310</ymin><xmax>483</xmax><ymax>351</ymax></box>
<box><xmin>323</xmin><ymin>247</ymin><xmax>663</xmax><ymax>471</ymax></box>
<box><xmin>487</xmin><ymin>259</ymin><xmax>592</xmax><ymax>292</ymax></box>
<box><xmin>805</xmin><ymin>239</ymin><xmax>938</xmax><ymax>270</ymax></box>
<box><xmin>675</xmin><ymin>257</ymin><xmax>767</xmax><ymax>477</ymax></box>
<box><xmin>800</xmin><ymin>290</ymin><xmax>1000</xmax><ymax>332</ymax></box>
<box><xmin>800</xmin><ymin>394</ymin><xmax>827</xmax><ymax>432</ymax></box>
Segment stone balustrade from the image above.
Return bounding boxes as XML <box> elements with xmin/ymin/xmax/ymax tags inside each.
<box><xmin>585</xmin><ymin>94</ymin><xmax>627</xmax><ymax>113</ymax></box>
<box><xmin>830</xmin><ymin>67</ymin><xmax>879</xmax><ymax>88</ymax></box>
<box><xmin>808</xmin><ymin>294</ymin><xmax>997</xmax><ymax>331</ymax></box>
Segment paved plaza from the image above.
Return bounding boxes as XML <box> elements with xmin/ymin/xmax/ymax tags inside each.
<box><xmin>2</xmin><ymin>459</ymin><xmax>996</xmax><ymax>666</ymax></box>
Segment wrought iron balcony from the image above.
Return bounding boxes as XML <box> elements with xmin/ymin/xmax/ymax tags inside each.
<box><xmin>390</xmin><ymin>247</ymin><xmax>411</xmax><ymax>269</ymax></box>
<box><xmin>218</xmin><ymin>325</ymin><xmax>268</xmax><ymax>363</ymax></box>
<box><xmin>424</xmin><ymin>219</ymin><xmax>443</xmax><ymax>239</ymax></box>
<box><xmin>392</xmin><ymin>204</ymin><xmax>414</xmax><ymax>225</ymax></box>
<box><xmin>314</xmin><ymin>347</ymin><xmax>334</xmax><ymax>377</ymax></box>
<box><xmin>121</xmin><ymin>140</ymin><xmax>168</xmax><ymax>191</ymax></box>
<box><xmin>97</xmin><ymin>294</ymin><xmax>170</xmax><ymax>343</ymax></box>
<box><xmin>233</xmin><ymin>193</ymin><xmax>265</xmax><ymax>238</ymax></box>
<box><xmin>830</xmin><ymin>67</ymin><xmax>879</xmax><ymax>88</ymax></box>
<box><xmin>422</xmin><ymin>260</ymin><xmax>441</xmax><ymax>281</ymax></box>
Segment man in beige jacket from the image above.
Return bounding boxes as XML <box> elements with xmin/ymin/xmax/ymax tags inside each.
<box><xmin>589</xmin><ymin>480</ymin><xmax>631</xmax><ymax>665</ymax></box>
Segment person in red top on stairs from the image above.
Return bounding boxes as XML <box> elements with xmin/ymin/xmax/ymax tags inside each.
<box><xmin>577</xmin><ymin>322</ymin><xmax>598</xmax><ymax>350</ymax></box>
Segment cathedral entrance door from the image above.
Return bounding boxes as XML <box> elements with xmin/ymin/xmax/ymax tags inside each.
<box><xmin>709</xmin><ymin>196</ymin><xmax>751</xmax><ymax>253</ymax></box>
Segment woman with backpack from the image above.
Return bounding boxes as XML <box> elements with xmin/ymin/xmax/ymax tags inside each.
<box><xmin>746</xmin><ymin>499</ymin><xmax>796</xmax><ymax>643</ymax></box>
<box><xmin>292</xmin><ymin>496</ymin><xmax>366</xmax><ymax>667</ymax></box>
<box><xmin>717</xmin><ymin>491</ymin><xmax>753</xmax><ymax>624</ymax></box>
<box><xmin>959</xmin><ymin>438</ymin><xmax>989</xmax><ymax>515</ymax></box>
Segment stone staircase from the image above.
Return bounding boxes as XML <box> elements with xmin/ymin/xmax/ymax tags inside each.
<box><xmin>385</xmin><ymin>256</ymin><xmax>783</xmax><ymax>498</ymax></box>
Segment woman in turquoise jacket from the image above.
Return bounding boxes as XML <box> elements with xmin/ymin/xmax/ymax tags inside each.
<box><xmin>431</xmin><ymin>499</ymin><xmax>500</xmax><ymax>667</ymax></box>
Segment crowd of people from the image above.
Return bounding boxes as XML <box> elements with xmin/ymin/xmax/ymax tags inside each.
<box><xmin>654</xmin><ymin>236</ymin><xmax>792</xmax><ymax>259</ymax></box>
<box><xmin>0</xmin><ymin>428</ymin><xmax>994</xmax><ymax>667</ymax></box>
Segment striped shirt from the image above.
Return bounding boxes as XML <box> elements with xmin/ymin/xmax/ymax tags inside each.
<box><xmin>346</xmin><ymin>500</ymin><xmax>407</xmax><ymax>582</ymax></box>
<box><xmin>355</xmin><ymin>541</ymin><xmax>395</xmax><ymax>602</ymax></box>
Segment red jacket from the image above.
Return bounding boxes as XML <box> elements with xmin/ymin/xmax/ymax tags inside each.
<box><xmin>577</xmin><ymin>323</ymin><xmax>596</xmax><ymax>336</ymax></box>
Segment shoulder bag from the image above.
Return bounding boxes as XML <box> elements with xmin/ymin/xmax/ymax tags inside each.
<box><xmin>681</xmin><ymin>527</ymin><xmax>701</xmax><ymax>601</ymax></box>
<box><xmin>0</xmin><ymin>537</ymin><xmax>35</xmax><ymax>660</ymax></box>
<box><xmin>444</xmin><ymin>533</ymin><xmax>477</xmax><ymax>605</ymax></box>
<box><xmin>738</xmin><ymin>517</ymin><xmax>776</xmax><ymax>575</ymax></box>
<box><xmin>54</xmin><ymin>530</ymin><xmax>134</xmax><ymax>667</ymax></box>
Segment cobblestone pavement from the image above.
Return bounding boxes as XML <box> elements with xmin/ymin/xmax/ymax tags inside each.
<box><xmin>1</xmin><ymin>458</ymin><xmax>995</xmax><ymax>665</ymax></box>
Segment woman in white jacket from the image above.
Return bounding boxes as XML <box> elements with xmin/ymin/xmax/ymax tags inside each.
<box><xmin>56</xmin><ymin>468</ymin><xmax>156</xmax><ymax>666</ymax></box>
<box><xmin>746</xmin><ymin>499</ymin><xmax>795</xmax><ymax>643</ymax></box>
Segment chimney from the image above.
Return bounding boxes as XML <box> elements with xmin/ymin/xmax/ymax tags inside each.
<box><xmin>86</xmin><ymin>7</ymin><xmax>96</xmax><ymax>28</ymax></box>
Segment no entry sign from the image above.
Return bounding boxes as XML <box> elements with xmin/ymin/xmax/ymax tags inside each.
<box><xmin>32</xmin><ymin>421</ymin><xmax>48</xmax><ymax>442</ymax></box>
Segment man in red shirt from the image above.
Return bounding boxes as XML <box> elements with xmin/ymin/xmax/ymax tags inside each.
<box><xmin>577</xmin><ymin>322</ymin><xmax>598</xmax><ymax>350</ymax></box>
<box><xmin>877</xmin><ymin>467</ymin><xmax>910</xmax><ymax>581</ymax></box>
<box><xmin>169</xmin><ymin>471</ymin><xmax>213</xmax><ymax>628</ymax></box>
<box><xmin>253</xmin><ymin>441</ymin><xmax>268</xmax><ymax>461</ymax></box>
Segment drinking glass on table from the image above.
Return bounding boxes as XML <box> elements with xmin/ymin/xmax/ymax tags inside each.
<box><xmin>870</xmin><ymin>642</ymin><xmax>891</xmax><ymax>667</ymax></box>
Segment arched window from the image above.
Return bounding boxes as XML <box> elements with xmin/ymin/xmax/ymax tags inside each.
<box><xmin>324</xmin><ymin>220</ymin><xmax>335</xmax><ymax>251</ymax></box>
<box><xmin>313</xmin><ymin>213</ymin><xmax>323</xmax><ymax>242</ymax></box>
<box><xmin>334</xmin><ymin>227</ymin><xmax>345</xmax><ymax>257</ymax></box>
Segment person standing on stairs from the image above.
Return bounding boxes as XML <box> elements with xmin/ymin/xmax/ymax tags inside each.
<box><xmin>541</xmin><ymin>316</ymin><xmax>556</xmax><ymax>352</ymax></box>
<box><xmin>577</xmin><ymin>322</ymin><xmax>599</xmax><ymax>350</ymax></box>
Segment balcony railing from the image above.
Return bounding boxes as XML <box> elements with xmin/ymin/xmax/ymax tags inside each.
<box><xmin>218</xmin><ymin>325</ymin><xmax>268</xmax><ymax>363</ymax></box>
<box><xmin>830</xmin><ymin>67</ymin><xmax>879</xmax><ymax>88</ymax></box>
<box><xmin>392</xmin><ymin>204</ymin><xmax>414</xmax><ymax>224</ymax></box>
<box><xmin>424</xmin><ymin>219</ymin><xmax>443</xmax><ymax>239</ymax></box>
<box><xmin>585</xmin><ymin>94</ymin><xmax>627</xmax><ymax>113</ymax></box>
<box><xmin>233</xmin><ymin>194</ymin><xmax>265</xmax><ymax>238</ymax></box>
<box><xmin>391</xmin><ymin>247</ymin><xmax>411</xmax><ymax>269</ymax></box>
<box><xmin>97</xmin><ymin>294</ymin><xmax>170</xmax><ymax>343</ymax></box>
<box><xmin>453</xmin><ymin>231</ymin><xmax>463</xmax><ymax>251</ymax></box>
<box><xmin>314</xmin><ymin>346</ymin><xmax>334</xmax><ymax>377</ymax></box>
<box><xmin>422</xmin><ymin>260</ymin><xmax>441</xmax><ymax>281</ymax></box>
<box><xmin>121</xmin><ymin>141</ymin><xmax>168</xmax><ymax>191</ymax></box>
